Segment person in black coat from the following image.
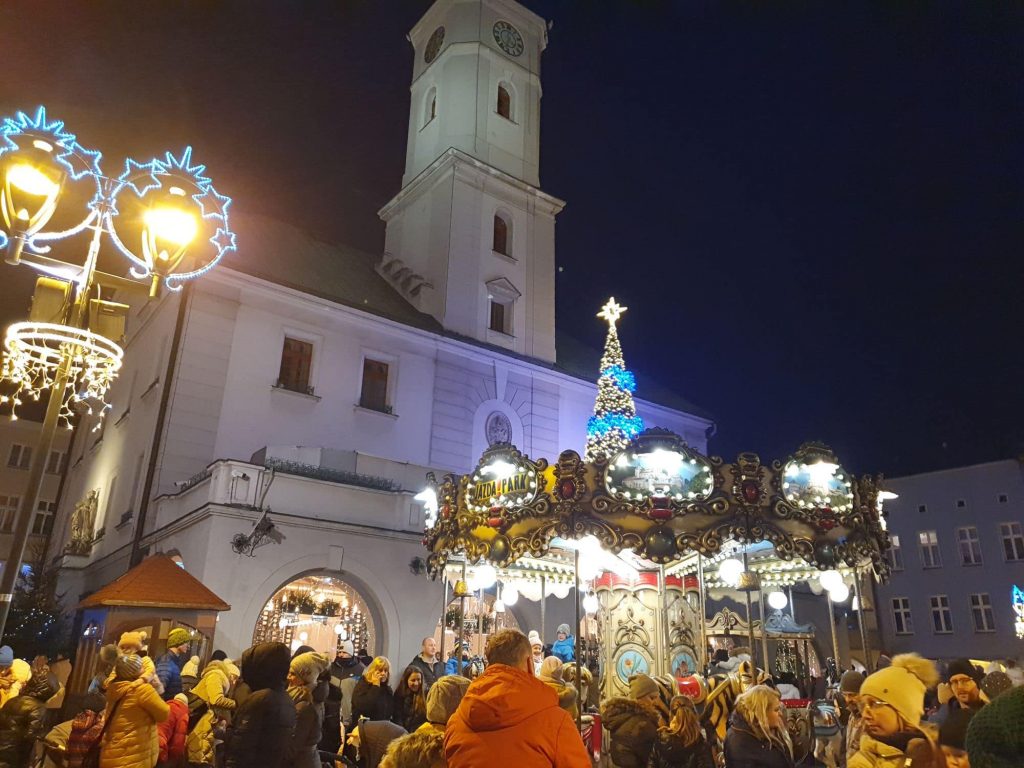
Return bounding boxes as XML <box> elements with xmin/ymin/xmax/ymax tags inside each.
<box><xmin>351</xmin><ymin>657</ymin><xmax>393</xmax><ymax>727</ymax></box>
<box><xmin>406</xmin><ymin>637</ymin><xmax>445</xmax><ymax>691</ymax></box>
<box><xmin>723</xmin><ymin>685</ymin><xmax>795</xmax><ymax>768</ymax></box>
<box><xmin>224</xmin><ymin>642</ymin><xmax>297</xmax><ymax>768</ymax></box>
<box><xmin>391</xmin><ymin>667</ymin><xmax>427</xmax><ymax>733</ymax></box>
<box><xmin>0</xmin><ymin>671</ymin><xmax>56</xmax><ymax>768</ymax></box>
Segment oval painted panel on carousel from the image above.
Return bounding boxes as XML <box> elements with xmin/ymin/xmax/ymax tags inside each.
<box><xmin>781</xmin><ymin>458</ymin><xmax>853</xmax><ymax>512</ymax></box>
<box><xmin>464</xmin><ymin>443</ymin><xmax>541</xmax><ymax>515</ymax></box>
<box><xmin>615</xmin><ymin>648</ymin><xmax>651</xmax><ymax>681</ymax></box>
<box><xmin>605</xmin><ymin>446</ymin><xmax>714</xmax><ymax>503</ymax></box>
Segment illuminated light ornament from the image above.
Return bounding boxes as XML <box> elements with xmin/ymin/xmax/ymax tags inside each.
<box><xmin>585</xmin><ymin>297</ymin><xmax>644</xmax><ymax>462</ymax></box>
<box><xmin>828</xmin><ymin>582</ymin><xmax>850</xmax><ymax>603</ymax></box>
<box><xmin>583</xmin><ymin>592</ymin><xmax>600</xmax><ymax>614</ymax></box>
<box><xmin>106</xmin><ymin>145</ymin><xmax>234</xmax><ymax>294</ymax></box>
<box><xmin>718</xmin><ymin>557</ymin><xmax>744</xmax><ymax>587</ymax></box>
<box><xmin>767</xmin><ymin>591</ymin><xmax>788</xmax><ymax>610</ymax></box>
<box><xmin>1012</xmin><ymin>585</ymin><xmax>1024</xmax><ymax>639</ymax></box>
<box><xmin>549</xmin><ymin>581</ymin><xmax>572</xmax><ymax>599</ymax></box>
<box><xmin>502</xmin><ymin>584</ymin><xmax>519</xmax><ymax>606</ymax></box>
<box><xmin>334</xmin><ymin>623</ymin><xmax>344</xmax><ymax>635</ymax></box>
<box><xmin>1</xmin><ymin>322</ymin><xmax>122</xmax><ymax>428</ymax></box>
<box><xmin>493</xmin><ymin>597</ymin><xmax>505</xmax><ymax>613</ymax></box>
<box><xmin>414</xmin><ymin>487</ymin><xmax>439</xmax><ymax>527</ymax></box>
<box><xmin>818</xmin><ymin>569</ymin><xmax>844</xmax><ymax>592</ymax></box>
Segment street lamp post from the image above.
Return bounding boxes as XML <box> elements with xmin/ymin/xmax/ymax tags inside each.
<box><xmin>0</xmin><ymin>107</ymin><xmax>235</xmax><ymax>641</ymax></box>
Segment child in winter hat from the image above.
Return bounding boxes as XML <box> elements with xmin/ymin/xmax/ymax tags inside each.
<box><xmin>938</xmin><ymin>710</ymin><xmax>972</xmax><ymax>768</ymax></box>
<box><xmin>966</xmin><ymin>684</ymin><xmax>1024</xmax><ymax>768</ymax></box>
<box><xmin>0</xmin><ymin>645</ymin><xmax>12</xmax><ymax>668</ymax></box>
<box><xmin>115</xmin><ymin>654</ymin><xmax>145</xmax><ymax>681</ymax></box>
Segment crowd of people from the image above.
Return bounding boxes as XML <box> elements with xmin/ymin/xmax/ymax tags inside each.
<box><xmin>0</xmin><ymin>629</ymin><xmax>1021</xmax><ymax>768</ymax></box>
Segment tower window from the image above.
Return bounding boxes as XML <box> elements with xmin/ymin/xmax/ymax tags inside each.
<box><xmin>360</xmin><ymin>359</ymin><xmax>391</xmax><ymax>413</ymax></box>
<box><xmin>497</xmin><ymin>84</ymin><xmax>512</xmax><ymax>120</ymax></box>
<box><xmin>424</xmin><ymin>87</ymin><xmax>437</xmax><ymax>127</ymax></box>
<box><xmin>489</xmin><ymin>299</ymin><xmax>508</xmax><ymax>334</ymax></box>
<box><xmin>484</xmin><ymin>278</ymin><xmax>521</xmax><ymax>337</ymax></box>
<box><xmin>492</xmin><ymin>213</ymin><xmax>511</xmax><ymax>256</ymax></box>
<box><xmin>277</xmin><ymin>337</ymin><xmax>314</xmax><ymax>395</ymax></box>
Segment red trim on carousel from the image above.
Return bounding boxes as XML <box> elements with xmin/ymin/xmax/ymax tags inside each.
<box><xmin>595</xmin><ymin>571</ymin><xmax>684</xmax><ymax>589</ymax></box>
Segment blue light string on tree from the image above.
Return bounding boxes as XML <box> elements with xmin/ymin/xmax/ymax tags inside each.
<box><xmin>602</xmin><ymin>365</ymin><xmax>636</xmax><ymax>393</ymax></box>
<box><xmin>586</xmin><ymin>412</ymin><xmax>644</xmax><ymax>440</ymax></box>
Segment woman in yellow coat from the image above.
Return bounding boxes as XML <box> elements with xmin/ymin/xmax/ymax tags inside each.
<box><xmin>101</xmin><ymin>654</ymin><xmax>169</xmax><ymax>768</ymax></box>
<box><xmin>186</xmin><ymin>659</ymin><xmax>239</xmax><ymax>766</ymax></box>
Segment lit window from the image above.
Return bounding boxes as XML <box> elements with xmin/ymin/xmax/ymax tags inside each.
<box><xmin>492</xmin><ymin>213</ymin><xmax>511</xmax><ymax>256</ymax></box>
<box><xmin>918</xmin><ymin>530</ymin><xmax>941</xmax><ymax>568</ymax></box>
<box><xmin>0</xmin><ymin>496</ymin><xmax>19</xmax><ymax>533</ymax></box>
<box><xmin>887</xmin><ymin>535</ymin><xmax>904</xmax><ymax>571</ymax></box>
<box><xmin>359</xmin><ymin>359</ymin><xmax>390</xmax><ymax>413</ymax></box>
<box><xmin>497</xmin><ymin>84</ymin><xmax>512</xmax><ymax>120</ymax></box>
<box><xmin>32</xmin><ymin>500</ymin><xmax>56</xmax><ymax>536</ymax></box>
<box><xmin>45</xmin><ymin>450</ymin><xmax>66</xmax><ymax>475</ymax></box>
<box><xmin>957</xmin><ymin>526</ymin><xmax>982</xmax><ymax>565</ymax></box>
<box><xmin>1000</xmin><ymin>522</ymin><xmax>1024</xmax><ymax>562</ymax></box>
<box><xmin>7</xmin><ymin>444</ymin><xmax>31</xmax><ymax>470</ymax></box>
<box><xmin>930</xmin><ymin>595</ymin><xmax>953</xmax><ymax>634</ymax></box>
<box><xmin>277</xmin><ymin>337</ymin><xmax>314</xmax><ymax>395</ymax></box>
<box><xmin>892</xmin><ymin>597</ymin><xmax>913</xmax><ymax>635</ymax></box>
<box><xmin>970</xmin><ymin>593</ymin><xmax>995</xmax><ymax>632</ymax></box>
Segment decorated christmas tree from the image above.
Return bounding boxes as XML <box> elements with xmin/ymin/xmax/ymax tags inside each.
<box><xmin>585</xmin><ymin>298</ymin><xmax>644</xmax><ymax>462</ymax></box>
<box><xmin>5</xmin><ymin>543</ymin><xmax>69</xmax><ymax>658</ymax></box>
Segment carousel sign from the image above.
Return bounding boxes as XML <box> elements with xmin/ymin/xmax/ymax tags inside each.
<box><xmin>464</xmin><ymin>444</ymin><xmax>541</xmax><ymax>513</ymax></box>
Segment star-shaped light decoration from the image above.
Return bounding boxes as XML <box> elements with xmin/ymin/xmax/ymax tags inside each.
<box><xmin>597</xmin><ymin>297</ymin><xmax>627</xmax><ymax>327</ymax></box>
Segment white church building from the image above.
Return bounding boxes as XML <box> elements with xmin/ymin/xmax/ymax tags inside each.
<box><xmin>48</xmin><ymin>0</ymin><xmax>713</xmax><ymax>663</ymax></box>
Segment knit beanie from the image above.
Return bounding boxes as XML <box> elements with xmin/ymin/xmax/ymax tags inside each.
<box><xmin>425</xmin><ymin>674</ymin><xmax>471</xmax><ymax>724</ymax></box>
<box><xmin>181</xmin><ymin>655</ymin><xmax>200</xmax><ymax>678</ymax></box>
<box><xmin>166</xmin><ymin>627</ymin><xmax>192</xmax><ymax>648</ymax></box>
<box><xmin>858</xmin><ymin>653</ymin><xmax>939</xmax><ymax>727</ymax></box>
<box><xmin>224</xmin><ymin>662</ymin><xmax>241</xmax><ymax>680</ymax></box>
<box><xmin>174</xmin><ymin>692</ymin><xmax>189</xmax><ymax>706</ymax></box>
<box><xmin>339</xmin><ymin>640</ymin><xmax>354</xmax><ymax>656</ymax></box>
<box><xmin>528</xmin><ymin>630</ymin><xmax>542</xmax><ymax>649</ymax></box>
<box><xmin>0</xmin><ymin>645</ymin><xmax>12</xmax><ymax>668</ymax></box>
<box><xmin>210</xmin><ymin>650</ymin><xmax>227</xmax><ymax>662</ymax></box>
<box><xmin>940</xmin><ymin>709</ymin><xmax>973</xmax><ymax>750</ymax></box>
<box><xmin>290</xmin><ymin>651</ymin><xmax>330</xmax><ymax>686</ymax></box>
<box><xmin>840</xmin><ymin>670</ymin><xmax>865</xmax><ymax>694</ymax></box>
<box><xmin>629</xmin><ymin>673</ymin><xmax>658</xmax><ymax>700</ymax></box>
<box><xmin>556</xmin><ymin>623</ymin><xmax>571</xmax><ymax>637</ymax></box>
<box><xmin>966</xmin><ymin>685</ymin><xmax>1024</xmax><ymax>768</ymax></box>
<box><xmin>539</xmin><ymin>656</ymin><xmax>563</xmax><ymax>682</ymax></box>
<box><xmin>118</xmin><ymin>631</ymin><xmax>146</xmax><ymax>651</ymax></box>
<box><xmin>115</xmin><ymin>654</ymin><xmax>144</xmax><ymax>681</ymax></box>
<box><xmin>946</xmin><ymin>658</ymin><xmax>983</xmax><ymax>684</ymax></box>
<box><xmin>982</xmin><ymin>671</ymin><xmax>1012</xmax><ymax>700</ymax></box>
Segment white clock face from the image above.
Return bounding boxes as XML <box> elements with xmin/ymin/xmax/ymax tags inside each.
<box><xmin>424</xmin><ymin>26</ymin><xmax>445</xmax><ymax>64</ymax></box>
<box><xmin>492</xmin><ymin>20</ymin><xmax>524</xmax><ymax>57</ymax></box>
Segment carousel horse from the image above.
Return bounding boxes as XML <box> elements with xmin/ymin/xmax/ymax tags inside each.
<box><xmin>809</xmin><ymin>699</ymin><xmax>843</xmax><ymax>768</ymax></box>
<box><xmin>700</xmin><ymin>660</ymin><xmax>770</xmax><ymax>742</ymax></box>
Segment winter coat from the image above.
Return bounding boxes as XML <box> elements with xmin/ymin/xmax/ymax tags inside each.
<box><xmin>101</xmin><ymin>678</ymin><xmax>170</xmax><ymax>768</ymax></box>
<box><xmin>407</xmin><ymin>655</ymin><xmax>446</xmax><ymax>690</ymax></box>
<box><xmin>847</xmin><ymin>730</ymin><xmax>940</xmax><ymax>768</ymax></box>
<box><xmin>351</xmin><ymin>679</ymin><xmax>394</xmax><ymax>726</ymax></box>
<box><xmin>444</xmin><ymin>663</ymin><xmax>591</xmax><ymax>768</ymax></box>
<box><xmin>154</xmin><ymin>650</ymin><xmax>185</xmax><ymax>700</ymax></box>
<box><xmin>0</xmin><ymin>688</ymin><xmax>50</xmax><ymax>768</ymax></box>
<box><xmin>539</xmin><ymin>675</ymin><xmax>579</xmax><ymax>721</ymax></box>
<box><xmin>648</xmin><ymin>731</ymin><xmax>715</xmax><ymax>768</ymax></box>
<box><xmin>722</xmin><ymin>712</ymin><xmax>794</xmax><ymax>768</ymax></box>
<box><xmin>104</xmin><ymin>655</ymin><xmax>160</xmax><ymax>694</ymax></box>
<box><xmin>224</xmin><ymin>643</ymin><xmax>295</xmax><ymax>768</ymax></box>
<box><xmin>185</xmin><ymin>660</ymin><xmax>237</xmax><ymax>766</ymax></box>
<box><xmin>551</xmin><ymin>636</ymin><xmax>576</xmax><ymax>664</ymax></box>
<box><xmin>602</xmin><ymin>697</ymin><xmax>663</xmax><ymax>768</ymax></box>
<box><xmin>190</xmin><ymin>661</ymin><xmax>236</xmax><ymax>712</ymax></box>
<box><xmin>359</xmin><ymin>720</ymin><xmax>406</xmax><ymax>768</ymax></box>
<box><xmin>0</xmin><ymin>660</ymin><xmax>33</xmax><ymax>709</ymax></box>
<box><xmin>846</xmin><ymin>714</ymin><xmax>865</xmax><ymax>764</ymax></box>
<box><xmin>157</xmin><ymin>698</ymin><xmax>188</xmax><ymax>763</ymax></box>
<box><xmin>288</xmin><ymin>686</ymin><xmax>323</xmax><ymax>768</ymax></box>
<box><xmin>392</xmin><ymin>690</ymin><xmax>428</xmax><ymax>732</ymax></box>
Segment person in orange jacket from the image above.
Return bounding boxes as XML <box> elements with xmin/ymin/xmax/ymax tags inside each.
<box><xmin>157</xmin><ymin>692</ymin><xmax>189</xmax><ymax>766</ymax></box>
<box><xmin>444</xmin><ymin>628</ymin><xmax>591</xmax><ymax>768</ymax></box>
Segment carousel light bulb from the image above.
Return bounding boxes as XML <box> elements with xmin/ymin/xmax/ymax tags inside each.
<box><xmin>334</xmin><ymin>623</ymin><xmax>344</xmax><ymax>635</ymax></box>
<box><xmin>503</xmin><ymin>585</ymin><xmax>519</xmax><ymax>606</ymax></box>
<box><xmin>805</xmin><ymin>461</ymin><xmax>838</xmax><ymax>492</ymax></box>
<box><xmin>494</xmin><ymin>598</ymin><xmax>505</xmax><ymax>613</ymax></box>
<box><xmin>473</xmin><ymin>563</ymin><xmax>497</xmax><ymax>590</ymax></box>
<box><xmin>718</xmin><ymin>558</ymin><xmax>744</xmax><ymax>587</ymax></box>
<box><xmin>299</xmin><ymin>631</ymin><xmax>309</xmax><ymax>642</ymax></box>
<box><xmin>278</xmin><ymin>617</ymin><xmax>289</xmax><ymax>629</ymax></box>
<box><xmin>767</xmin><ymin>591</ymin><xmax>788</xmax><ymax>610</ymax></box>
<box><xmin>828</xmin><ymin>582</ymin><xmax>850</xmax><ymax>603</ymax></box>
<box><xmin>583</xmin><ymin>592</ymin><xmax>600</xmax><ymax>614</ymax></box>
<box><xmin>818</xmin><ymin>569</ymin><xmax>844</xmax><ymax>592</ymax></box>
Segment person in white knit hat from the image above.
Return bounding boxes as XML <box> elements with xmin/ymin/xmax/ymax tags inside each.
<box><xmin>528</xmin><ymin>631</ymin><xmax>544</xmax><ymax>675</ymax></box>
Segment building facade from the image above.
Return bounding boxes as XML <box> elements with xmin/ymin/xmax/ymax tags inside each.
<box><xmin>47</xmin><ymin>0</ymin><xmax>713</xmax><ymax>665</ymax></box>
<box><xmin>875</xmin><ymin>459</ymin><xmax>1024</xmax><ymax>662</ymax></box>
<box><xmin>0</xmin><ymin>416</ymin><xmax>72</xmax><ymax>577</ymax></box>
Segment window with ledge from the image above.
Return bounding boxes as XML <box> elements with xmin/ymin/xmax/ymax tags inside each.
<box><xmin>489</xmin><ymin>298</ymin><xmax>511</xmax><ymax>334</ymax></box>
<box><xmin>957</xmin><ymin>526</ymin><xmax>982</xmax><ymax>565</ymax></box>
<box><xmin>0</xmin><ymin>495</ymin><xmax>19</xmax><ymax>533</ymax></box>
<box><xmin>918</xmin><ymin>530</ymin><xmax>941</xmax><ymax>568</ymax></box>
<box><xmin>887</xmin><ymin>535</ymin><xmax>904</xmax><ymax>571</ymax></box>
<box><xmin>930</xmin><ymin>595</ymin><xmax>953</xmax><ymax>633</ymax></box>
<box><xmin>892</xmin><ymin>597</ymin><xmax>913</xmax><ymax>635</ymax></box>
<box><xmin>484</xmin><ymin>278</ymin><xmax>520</xmax><ymax>337</ymax></box>
<box><xmin>359</xmin><ymin>359</ymin><xmax>391</xmax><ymax>413</ymax></box>
<box><xmin>492</xmin><ymin>212</ymin><xmax>511</xmax><ymax>256</ymax></box>
<box><xmin>970</xmin><ymin>593</ymin><xmax>995</xmax><ymax>632</ymax></box>
<box><xmin>424</xmin><ymin>87</ymin><xmax>437</xmax><ymax>126</ymax></box>
<box><xmin>45</xmin><ymin>450</ymin><xmax>66</xmax><ymax>475</ymax></box>
<box><xmin>1000</xmin><ymin>522</ymin><xmax>1024</xmax><ymax>561</ymax></box>
<box><xmin>497</xmin><ymin>83</ymin><xmax>512</xmax><ymax>120</ymax></box>
<box><xmin>32</xmin><ymin>500</ymin><xmax>56</xmax><ymax>536</ymax></box>
<box><xmin>8</xmin><ymin>444</ymin><xmax>31</xmax><ymax>469</ymax></box>
<box><xmin>277</xmin><ymin>337</ymin><xmax>314</xmax><ymax>395</ymax></box>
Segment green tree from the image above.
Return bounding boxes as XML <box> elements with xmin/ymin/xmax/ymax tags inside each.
<box><xmin>585</xmin><ymin>298</ymin><xmax>643</xmax><ymax>462</ymax></box>
<box><xmin>5</xmin><ymin>543</ymin><xmax>70</xmax><ymax>658</ymax></box>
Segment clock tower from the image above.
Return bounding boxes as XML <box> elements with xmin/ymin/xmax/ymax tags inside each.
<box><xmin>378</xmin><ymin>0</ymin><xmax>564</xmax><ymax>363</ymax></box>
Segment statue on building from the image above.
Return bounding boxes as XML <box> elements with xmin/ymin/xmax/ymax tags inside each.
<box><xmin>66</xmin><ymin>489</ymin><xmax>98</xmax><ymax>556</ymax></box>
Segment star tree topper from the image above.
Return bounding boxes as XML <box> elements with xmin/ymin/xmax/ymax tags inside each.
<box><xmin>598</xmin><ymin>297</ymin><xmax>627</xmax><ymax>326</ymax></box>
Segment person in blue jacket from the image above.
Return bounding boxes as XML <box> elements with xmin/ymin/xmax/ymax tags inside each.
<box><xmin>551</xmin><ymin>624</ymin><xmax>576</xmax><ymax>663</ymax></box>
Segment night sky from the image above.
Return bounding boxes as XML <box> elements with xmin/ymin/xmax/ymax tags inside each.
<box><xmin>1</xmin><ymin>1</ymin><xmax>1021</xmax><ymax>478</ymax></box>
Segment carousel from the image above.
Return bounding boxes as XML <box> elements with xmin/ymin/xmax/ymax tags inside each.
<box><xmin>418</xmin><ymin>299</ymin><xmax>892</xmax><ymax>761</ymax></box>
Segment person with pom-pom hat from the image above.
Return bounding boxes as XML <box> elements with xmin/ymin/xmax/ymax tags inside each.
<box><xmin>848</xmin><ymin>653</ymin><xmax>942</xmax><ymax>768</ymax></box>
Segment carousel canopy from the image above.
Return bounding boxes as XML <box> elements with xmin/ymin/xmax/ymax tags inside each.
<box><xmin>422</xmin><ymin>430</ymin><xmax>890</xmax><ymax>581</ymax></box>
